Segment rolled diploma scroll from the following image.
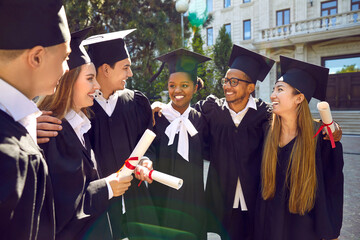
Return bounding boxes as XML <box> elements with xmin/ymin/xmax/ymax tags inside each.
<box><xmin>137</xmin><ymin>165</ymin><xmax>183</xmax><ymax>190</ymax></box>
<box><xmin>317</xmin><ymin>101</ymin><xmax>335</xmax><ymax>134</ymax></box>
<box><xmin>117</xmin><ymin>129</ymin><xmax>156</xmax><ymax>177</ymax></box>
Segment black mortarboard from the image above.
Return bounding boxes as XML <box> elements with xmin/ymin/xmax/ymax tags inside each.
<box><xmin>0</xmin><ymin>0</ymin><xmax>70</xmax><ymax>49</ymax></box>
<box><xmin>82</xmin><ymin>29</ymin><xmax>136</xmax><ymax>69</ymax></box>
<box><xmin>67</xmin><ymin>27</ymin><xmax>93</xmax><ymax>70</ymax></box>
<box><xmin>152</xmin><ymin>48</ymin><xmax>211</xmax><ymax>83</ymax></box>
<box><xmin>228</xmin><ymin>44</ymin><xmax>275</xmax><ymax>83</ymax></box>
<box><xmin>279</xmin><ymin>56</ymin><xmax>329</xmax><ymax>102</ymax></box>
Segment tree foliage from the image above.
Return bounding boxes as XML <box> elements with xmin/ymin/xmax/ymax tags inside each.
<box><xmin>191</xmin><ymin>26</ymin><xmax>217</xmax><ymax>102</ymax></box>
<box><xmin>336</xmin><ymin>64</ymin><xmax>360</xmax><ymax>73</ymax></box>
<box><xmin>212</xmin><ymin>25</ymin><xmax>233</xmax><ymax>97</ymax></box>
<box><xmin>63</xmin><ymin>0</ymin><xmax>217</xmax><ymax>102</ymax></box>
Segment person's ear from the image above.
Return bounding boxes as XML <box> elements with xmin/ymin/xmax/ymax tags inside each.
<box><xmin>194</xmin><ymin>83</ymin><xmax>198</xmax><ymax>94</ymax></box>
<box><xmin>101</xmin><ymin>64</ymin><xmax>110</xmax><ymax>77</ymax></box>
<box><xmin>27</xmin><ymin>46</ymin><xmax>45</xmax><ymax>69</ymax></box>
<box><xmin>248</xmin><ymin>83</ymin><xmax>255</xmax><ymax>94</ymax></box>
<box><xmin>295</xmin><ymin>93</ymin><xmax>305</xmax><ymax>104</ymax></box>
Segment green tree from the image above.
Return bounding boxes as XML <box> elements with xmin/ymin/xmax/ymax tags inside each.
<box><xmin>63</xmin><ymin>0</ymin><xmax>192</xmax><ymax>102</ymax></box>
<box><xmin>212</xmin><ymin>25</ymin><xmax>233</xmax><ymax>97</ymax></box>
<box><xmin>191</xmin><ymin>26</ymin><xmax>215</xmax><ymax>102</ymax></box>
<box><xmin>336</xmin><ymin>64</ymin><xmax>360</xmax><ymax>73</ymax></box>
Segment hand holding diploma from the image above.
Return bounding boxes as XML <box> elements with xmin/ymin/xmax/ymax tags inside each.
<box><xmin>313</xmin><ymin>101</ymin><xmax>338</xmax><ymax>148</ymax></box>
<box><xmin>135</xmin><ymin>157</ymin><xmax>153</xmax><ymax>184</ymax></box>
<box><xmin>116</xmin><ymin>129</ymin><xmax>156</xmax><ymax>178</ymax></box>
<box><xmin>136</xmin><ymin>165</ymin><xmax>184</xmax><ymax>190</ymax></box>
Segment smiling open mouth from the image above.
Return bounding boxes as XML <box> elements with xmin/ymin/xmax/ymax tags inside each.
<box><xmin>174</xmin><ymin>96</ymin><xmax>184</xmax><ymax>100</ymax></box>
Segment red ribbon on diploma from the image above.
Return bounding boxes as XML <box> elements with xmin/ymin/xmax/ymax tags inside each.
<box><xmin>136</xmin><ymin>169</ymin><xmax>154</xmax><ymax>187</ymax></box>
<box><xmin>313</xmin><ymin>121</ymin><xmax>335</xmax><ymax>148</ymax></box>
<box><xmin>116</xmin><ymin>157</ymin><xmax>138</xmax><ymax>177</ymax></box>
<box><xmin>148</xmin><ymin>170</ymin><xmax>154</xmax><ymax>181</ymax></box>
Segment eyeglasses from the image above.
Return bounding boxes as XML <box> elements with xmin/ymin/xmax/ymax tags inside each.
<box><xmin>221</xmin><ymin>77</ymin><xmax>252</xmax><ymax>87</ymax></box>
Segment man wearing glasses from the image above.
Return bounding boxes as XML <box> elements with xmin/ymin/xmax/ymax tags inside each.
<box><xmin>195</xmin><ymin>44</ymin><xmax>274</xmax><ymax>240</ymax></box>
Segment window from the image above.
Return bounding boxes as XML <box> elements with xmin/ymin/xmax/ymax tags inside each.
<box><xmin>224</xmin><ymin>0</ymin><xmax>231</xmax><ymax>8</ymax></box>
<box><xmin>321</xmin><ymin>0</ymin><xmax>337</xmax><ymax>16</ymax></box>
<box><xmin>225</xmin><ymin>24</ymin><xmax>231</xmax><ymax>37</ymax></box>
<box><xmin>243</xmin><ymin>20</ymin><xmax>251</xmax><ymax>40</ymax></box>
<box><xmin>277</xmin><ymin>9</ymin><xmax>290</xmax><ymax>32</ymax></box>
<box><xmin>352</xmin><ymin>0</ymin><xmax>360</xmax><ymax>22</ymax></box>
<box><xmin>352</xmin><ymin>0</ymin><xmax>360</xmax><ymax>10</ymax></box>
<box><xmin>323</xmin><ymin>54</ymin><xmax>360</xmax><ymax>74</ymax></box>
<box><xmin>243</xmin><ymin>0</ymin><xmax>251</xmax><ymax>3</ymax></box>
<box><xmin>207</xmin><ymin>27</ymin><xmax>213</xmax><ymax>46</ymax></box>
<box><xmin>277</xmin><ymin>9</ymin><xmax>290</xmax><ymax>26</ymax></box>
<box><xmin>321</xmin><ymin>0</ymin><xmax>337</xmax><ymax>27</ymax></box>
<box><xmin>207</xmin><ymin>0</ymin><xmax>213</xmax><ymax>12</ymax></box>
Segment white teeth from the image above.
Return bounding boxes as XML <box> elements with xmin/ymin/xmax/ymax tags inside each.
<box><xmin>175</xmin><ymin>96</ymin><xmax>184</xmax><ymax>99</ymax></box>
<box><xmin>226</xmin><ymin>92</ymin><xmax>234</xmax><ymax>95</ymax></box>
<box><xmin>89</xmin><ymin>93</ymin><xmax>96</xmax><ymax>97</ymax></box>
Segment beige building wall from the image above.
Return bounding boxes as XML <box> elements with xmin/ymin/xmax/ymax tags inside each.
<box><xmin>202</xmin><ymin>0</ymin><xmax>360</xmax><ymax>111</ymax></box>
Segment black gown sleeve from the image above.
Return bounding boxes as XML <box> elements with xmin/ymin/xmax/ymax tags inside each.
<box><xmin>0</xmin><ymin>139</ymin><xmax>26</xmax><ymax>223</ymax></box>
<box><xmin>316</xmin><ymin>136</ymin><xmax>344</xmax><ymax>239</ymax></box>
<box><xmin>134</xmin><ymin>90</ymin><xmax>153</xmax><ymax>131</ymax></box>
<box><xmin>41</xmin><ymin>126</ymin><xmax>109</xmax><ymax>238</ymax></box>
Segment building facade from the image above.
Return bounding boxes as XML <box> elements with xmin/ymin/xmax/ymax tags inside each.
<box><xmin>202</xmin><ymin>0</ymin><xmax>360</xmax><ymax>114</ymax></box>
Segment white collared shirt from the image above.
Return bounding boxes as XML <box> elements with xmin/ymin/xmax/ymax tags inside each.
<box><xmin>224</xmin><ymin>95</ymin><xmax>257</xmax><ymax>211</ymax></box>
<box><xmin>161</xmin><ymin>102</ymin><xmax>198</xmax><ymax>161</ymax></box>
<box><xmin>0</xmin><ymin>79</ymin><xmax>42</xmax><ymax>144</ymax></box>
<box><xmin>65</xmin><ymin>110</ymin><xmax>91</xmax><ymax>148</ymax></box>
<box><xmin>94</xmin><ymin>89</ymin><xmax>120</xmax><ymax>117</ymax></box>
<box><xmin>65</xmin><ymin>109</ymin><xmax>114</xmax><ymax>200</ymax></box>
<box><xmin>224</xmin><ymin>95</ymin><xmax>257</xmax><ymax>127</ymax></box>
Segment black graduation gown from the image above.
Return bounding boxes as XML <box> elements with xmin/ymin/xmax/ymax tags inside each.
<box><xmin>254</xmin><ymin>133</ymin><xmax>344</xmax><ymax>240</ymax></box>
<box><xmin>0</xmin><ymin>110</ymin><xmax>55</xmax><ymax>240</ymax></box>
<box><xmin>88</xmin><ymin>89</ymin><xmax>158</xmax><ymax>239</ymax></box>
<box><xmin>147</xmin><ymin>107</ymin><xmax>208</xmax><ymax>240</ymax></box>
<box><xmin>40</xmin><ymin>120</ymin><xmax>112</xmax><ymax>240</ymax></box>
<box><xmin>195</xmin><ymin>95</ymin><xmax>271</xmax><ymax>238</ymax></box>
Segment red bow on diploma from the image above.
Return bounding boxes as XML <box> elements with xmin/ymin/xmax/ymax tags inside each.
<box><xmin>313</xmin><ymin>121</ymin><xmax>336</xmax><ymax>148</ymax></box>
<box><xmin>117</xmin><ymin>157</ymin><xmax>138</xmax><ymax>176</ymax></box>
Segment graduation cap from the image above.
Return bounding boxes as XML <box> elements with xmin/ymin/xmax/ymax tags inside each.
<box><xmin>0</xmin><ymin>0</ymin><xmax>70</xmax><ymax>49</ymax></box>
<box><xmin>228</xmin><ymin>44</ymin><xmax>275</xmax><ymax>84</ymax></box>
<box><xmin>149</xmin><ymin>48</ymin><xmax>211</xmax><ymax>83</ymax></box>
<box><xmin>279</xmin><ymin>56</ymin><xmax>329</xmax><ymax>102</ymax></box>
<box><xmin>82</xmin><ymin>29</ymin><xmax>136</xmax><ymax>69</ymax></box>
<box><xmin>67</xmin><ymin>27</ymin><xmax>93</xmax><ymax>70</ymax></box>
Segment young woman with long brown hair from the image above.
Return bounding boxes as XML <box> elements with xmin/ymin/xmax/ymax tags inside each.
<box><xmin>255</xmin><ymin>56</ymin><xmax>343</xmax><ymax>240</ymax></box>
<box><xmin>38</xmin><ymin>28</ymin><xmax>133</xmax><ymax>240</ymax></box>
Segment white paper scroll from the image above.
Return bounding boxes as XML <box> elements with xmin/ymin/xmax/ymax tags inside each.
<box><xmin>117</xmin><ymin>129</ymin><xmax>156</xmax><ymax>177</ymax></box>
<box><xmin>317</xmin><ymin>101</ymin><xmax>335</xmax><ymax>133</ymax></box>
<box><xmin>136</xmin><ymin>165</ymin><xmax>183</xmax><ymax>190</ymax></box>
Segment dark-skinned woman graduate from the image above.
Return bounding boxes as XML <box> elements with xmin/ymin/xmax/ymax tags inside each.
<box><xmin>255</xmin><ymin>56</ymin><xmax>343</xmax><ymax>240</ymax></box>
<box><xmin>38</xmin><ymin>28</ymin><xmax>133</xmax><ymax>240</ymax></box>
<box><xmin>146</xmin><ymin>49</ymin><xmax>210</xmax><ymax>240</ymax></box>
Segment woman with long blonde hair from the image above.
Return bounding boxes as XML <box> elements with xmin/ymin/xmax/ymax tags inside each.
<box><xmin>255</xmin><ymin>56</ymin><xmax>343</xmax><ymax>240</ymax></box>
<box><xmin>38</xmin><ymin>28</ymin><xmax>133</xmax><ymax>240</ymax></box>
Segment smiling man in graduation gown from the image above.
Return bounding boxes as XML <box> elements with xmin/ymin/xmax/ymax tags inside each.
<box><xmin>0</xmin><ymin>0</ymin><xmax>70</xmax><ymax>239</ymax></box>
<box><xmin>195</xmin><ymin>45</ymin><xmax>275</xmax><ymax>240</ymax></box>
<box><xmin>82</xmin><ymin>30</ymin><xmax>158</xmax><ymax>239</ymax></box>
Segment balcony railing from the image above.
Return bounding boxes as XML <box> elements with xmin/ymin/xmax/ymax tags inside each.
<box><xmin>260</xmin><ymin>10</ymin><xmax>360</xmax><ymax>41</ymax></box>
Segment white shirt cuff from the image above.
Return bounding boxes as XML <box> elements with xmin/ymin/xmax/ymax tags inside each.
<box><xmin>105</xmin><ymin>178</ymin><xmax>114</xmax><ymax>200</ymax></box>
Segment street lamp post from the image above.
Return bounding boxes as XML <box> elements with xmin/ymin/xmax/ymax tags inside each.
<box><xmin>175</xmin><ymin>0</ymin><xmax>189</xmax><ymax>47</ymax></box>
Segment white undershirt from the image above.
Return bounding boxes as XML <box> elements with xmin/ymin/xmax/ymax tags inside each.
<box><xmin>224</xmin><ymin>95</ymin><xmax>257</xmax><ymax>211</ymax></box>
<box><xmin>0</xmin><ymin>79</ymin><xmax>42</xmax><ymax>144</ymax></box>
<box><xmin>94</xmin><ymin>89</ymin><xmax>120</xmax><ymax>116</ymax></box>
